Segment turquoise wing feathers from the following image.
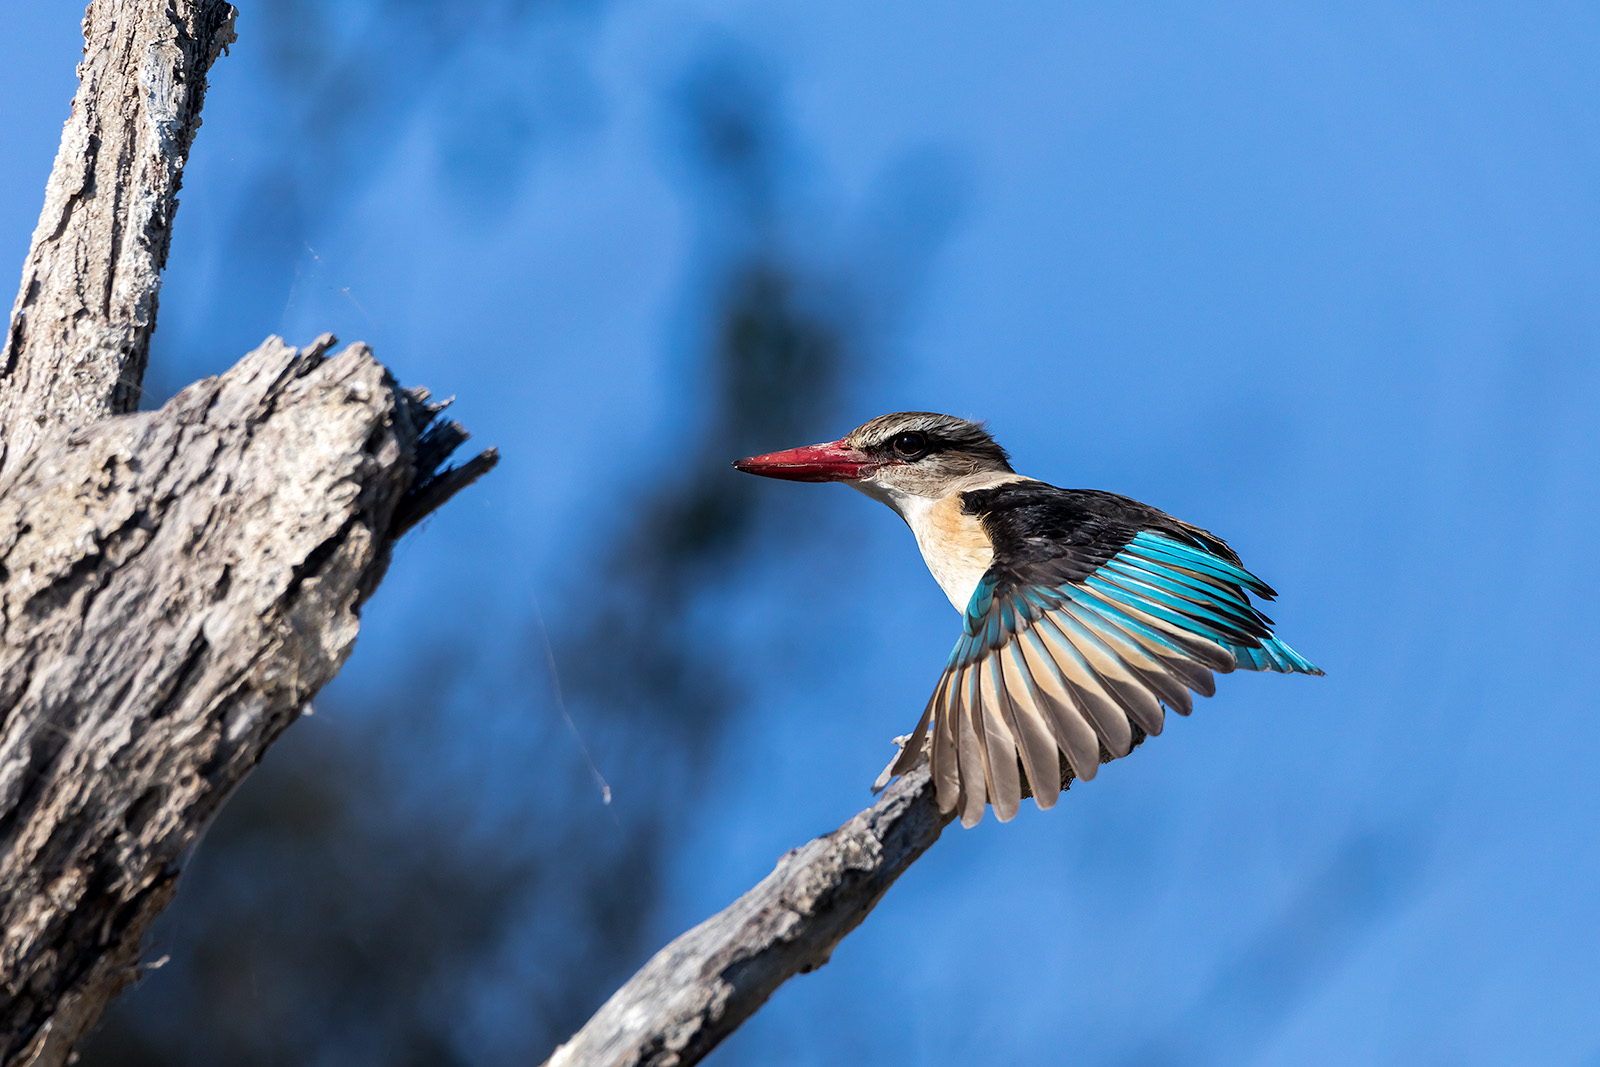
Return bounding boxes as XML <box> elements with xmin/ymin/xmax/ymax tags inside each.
<box><xmin>891</xmin><ymin>530</ymin><xmax>1320</xmax><ymax>828</ymax></box>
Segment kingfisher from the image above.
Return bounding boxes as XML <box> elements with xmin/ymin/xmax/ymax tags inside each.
<box><xmin>734</xmin><ymin>412</ymin><xmax>1321</xmax><ymax>828</ymax></box>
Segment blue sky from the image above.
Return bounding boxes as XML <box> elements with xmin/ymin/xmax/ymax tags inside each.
<box><xmin>5</xmin><ymin>2</ymin><xmax>1600</xmax><ymax>1064</ymax></box>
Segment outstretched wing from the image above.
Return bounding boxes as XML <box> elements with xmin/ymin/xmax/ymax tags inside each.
<box><xmin>889</xmin><ymin>485</ymin><xmax>1320</xmax><ymax>828</ymax></box>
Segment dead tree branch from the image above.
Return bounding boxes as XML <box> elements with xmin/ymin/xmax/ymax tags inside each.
<box><xmin>541</xmin><ymin>765</ymin><xmax>954</xmax><ymax>1067</ymax></box>
<box><xmin>0</xmin><ymin>0</ymin><xmax>238</xmax><ymax>468</ymax></box>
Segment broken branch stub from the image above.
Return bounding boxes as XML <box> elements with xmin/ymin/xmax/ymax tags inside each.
<box><xmin>0</xmin><ymin>335</ymin><xmax>496</xmax><ymax>1067</ymax></box>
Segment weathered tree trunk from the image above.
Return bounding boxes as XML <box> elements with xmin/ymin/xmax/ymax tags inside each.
<box><xmin>0</xmin><ymin>3</ymin><xmax>496</xmax><ymax>1064</ymax></box>
<box><xmin>541</xmin><ymin>766</ymin><xmax>954</xmax><ymax>1067</ymax></box>
<box><xmin>0</xmin><ymin>336</ymin><xmax>493</xmax><ymax>1065</ymax></box>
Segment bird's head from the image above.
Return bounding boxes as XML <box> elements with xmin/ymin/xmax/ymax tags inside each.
<box><xmin>734</xmin><ymin>411</ymin><xmax>1013</xmax><ymax>507</ymax></box>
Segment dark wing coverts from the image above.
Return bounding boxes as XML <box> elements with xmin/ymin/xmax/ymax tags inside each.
<box><xmin>889</xmin><ymin>483</ymin><xmax>1321</xmax><ymax>827</ymax></box>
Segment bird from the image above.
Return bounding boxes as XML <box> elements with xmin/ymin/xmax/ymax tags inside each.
<box><xmin>733</xmin><ymin>411</ymin><xmax>1321</xmax><ymax>828</ymax></box>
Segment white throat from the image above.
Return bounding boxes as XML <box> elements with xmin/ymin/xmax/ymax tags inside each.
<box><xmin>850</xmin><ymin>472</ymin><xmax>1022</xmax><ymax>612</ymax></box>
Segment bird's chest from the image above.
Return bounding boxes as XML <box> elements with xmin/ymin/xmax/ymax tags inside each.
<box><xmin>902</xmin><ymin>495</ymin><xmax>994</xmax><ymax>613</ymax></box>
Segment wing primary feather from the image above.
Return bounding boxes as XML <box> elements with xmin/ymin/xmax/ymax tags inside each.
<box><xmin>1129</xmin><ymin>532</ymin><xmax>1277</xmax><ymax>598</ymax></box>
<box><xmin>1047</xmin><ymin>607</ymin><xmax>1152</xmax><ymax>757</ymax></box>
<box><xmin>1016</xmin><ymin>628</ymin><xmax>1102</xmax><ymax>781</ymax></box>
<box><xmin>950</xmin><ymin>666</ymin><xmax>976</xmax><ymax>815</ymax></box>
<box><xmin>1158</xmin><ymin>649</ymin><xmax>1218</xmax><ymax>696</ymax></box>
<box><xmin>997</xmin><ymin>644</ymin><xmax>1062</xmax><ymax>809</ymax></box>
<box><xmin>1108</xmin><ymin>553</ymin><xmax>1246</xmax><ymax>601</ymax></box>
<box><xmin>1130</xmin><ymin>639</ymin><xmax>1218</xmax><ymax>696</ymax></box>
<box><xmin>1053</xmin><ymin>599</ymin><xmax>1185</xmax><ymax>728</ymax></box>
<box><xmin>1086</xmin><ymin>571</ymin><xmax>1252</xmax><ymax>644</ymax></box>
<box><xmin>1231</xmin><ymin>636</ymin><xmax>1318</xmax><ymax>674</ymax></box>
<box><xmin>1131</xmin><ymin>531</ymin><xmax>1277</xmax><ymax>596</ymax></box>
<box><xmin>1068</xmin><ymin>585</ymin><xmax>1237</xmax><ymax>671</ymax></box>
<box><xmin>956</xmin><ymin>667</ymin><xmax>988</xmax><ymax>828</ymax></box>
<box><xmin>1100</xmin><ymin>558</ymin><xmax>1270</xmax><ymax>633</ymax></box>
<box><xmin>929</xmin><ymin>673</ymin><xmax>960</xmax><ymax>810</ymax></box>
<box><xmin>1117</xmin><ymin>665</ymin><xmax>1172</xmax><ymax>731</ymax></box>
<box><xmin>1033</xmin><ymin>612</ymin><xmax>1141</xmax><ymax>759</ymax></box>
<box><xmin>1092</xmin><ymin>571</ymin><xmax>1260</xmax><ymax>645</ymax></box>
<box><xmin>1059</xmin><ymin>594</ymin><xmax>1177</xmax><ymax>670</ymax></box>
<box><xmin>977</xmin><ymin>657</ymin><xmax>1023</xmax><ymax>822</ymax></box>
<box><xmin>1054</xmin><ymin>600</ymin><xmax>1191</xmax><ymax>713</ymax></box>
<box><xmin>1232</xmin><ymin>644</ymin><xmax>1272</xmax><ymax>671</ymax></box>
<box><xmin>1259</xmin><ymin>643</ymin><xmax>1292</xmax><ymax>670</ymax></box>
<box><xmin>1126</xmin><ymin>662</ymin><xmax>1189</xmax><ymax>720</ymax></box>
<box><xmin>1103</xmin><ymin>554</ymin><xmax>1248</xmax><ymax>607</ymax></box>
<box><xmin>1074</xmin><ymin>585</ymin><xmax>1238</xmax><ymax>673</ymax></box>
<box><xmin>1252</xmin><ymin>636</ymin><xmax>1321</xmax><ymax>675</ymax></box>
<box><xmin>892</xmin><ymin>683</ymin><xmax>937</xmax><ymax>779</ymax></box>
<box><xmin>1064</xmin><ymin>589</ymin><xmax>1223</xmax><ymax>697</ymax></box>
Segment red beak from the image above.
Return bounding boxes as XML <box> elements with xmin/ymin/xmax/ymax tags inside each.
<box><xmin>732</xmin><ymin>439</ymin><xmax>881</xmax><ymax>482</ymax></box>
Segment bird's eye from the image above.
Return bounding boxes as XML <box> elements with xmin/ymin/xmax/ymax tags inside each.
<box><xmin>891</xmin><ymin>431</ymin><xmax>928</xmax><ymax>459</ymax></box>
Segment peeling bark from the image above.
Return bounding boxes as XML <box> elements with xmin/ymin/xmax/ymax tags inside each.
<box><xmin>0</xmin><ymin>335</ymin><xmax>495</xmax><ymax>1066</ymax></box>
<box><xmin>0</xmin><ymin>0</ymin><xmax>238</xmax><ymax>467</ymax></box>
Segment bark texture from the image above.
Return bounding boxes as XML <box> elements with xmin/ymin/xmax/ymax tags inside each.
<box><xmin>0</xmin><ymin>0</ymin><xmax>238</xmax><ymax>468</ymax></box>
<box><xmin>0</xmin><ymin>0</ymin><xmax>499</xmax><ymax>1060</ymax></box>
<box><xmin>542</xmin><ymin>765</ymin><xmax>953</xmax><ymax>1067</ymax></box>
<box><xmin>0</xmin><ymin>335</ymin><xmax>496</xmax><ymax>1067</ymax></box>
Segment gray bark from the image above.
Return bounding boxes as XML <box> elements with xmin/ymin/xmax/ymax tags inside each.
<box><xmin>0</xmin><ymin>0</ymin><xmax>238</xmax><ymax>469</ymax></box>
<box><xmin>541</xmin><ymin>765</ymin><xmax>954</xmax><ymax>1067</ymax></box>
<box><xmin>0</xmin><ymin>336</ymin><xmax>495</xmax><ymax>1065</ymax></box>
<box><xmin>0</xmin><ymin>1</ymin><xmax>497</xmax><ymax>1063</ymax></box>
